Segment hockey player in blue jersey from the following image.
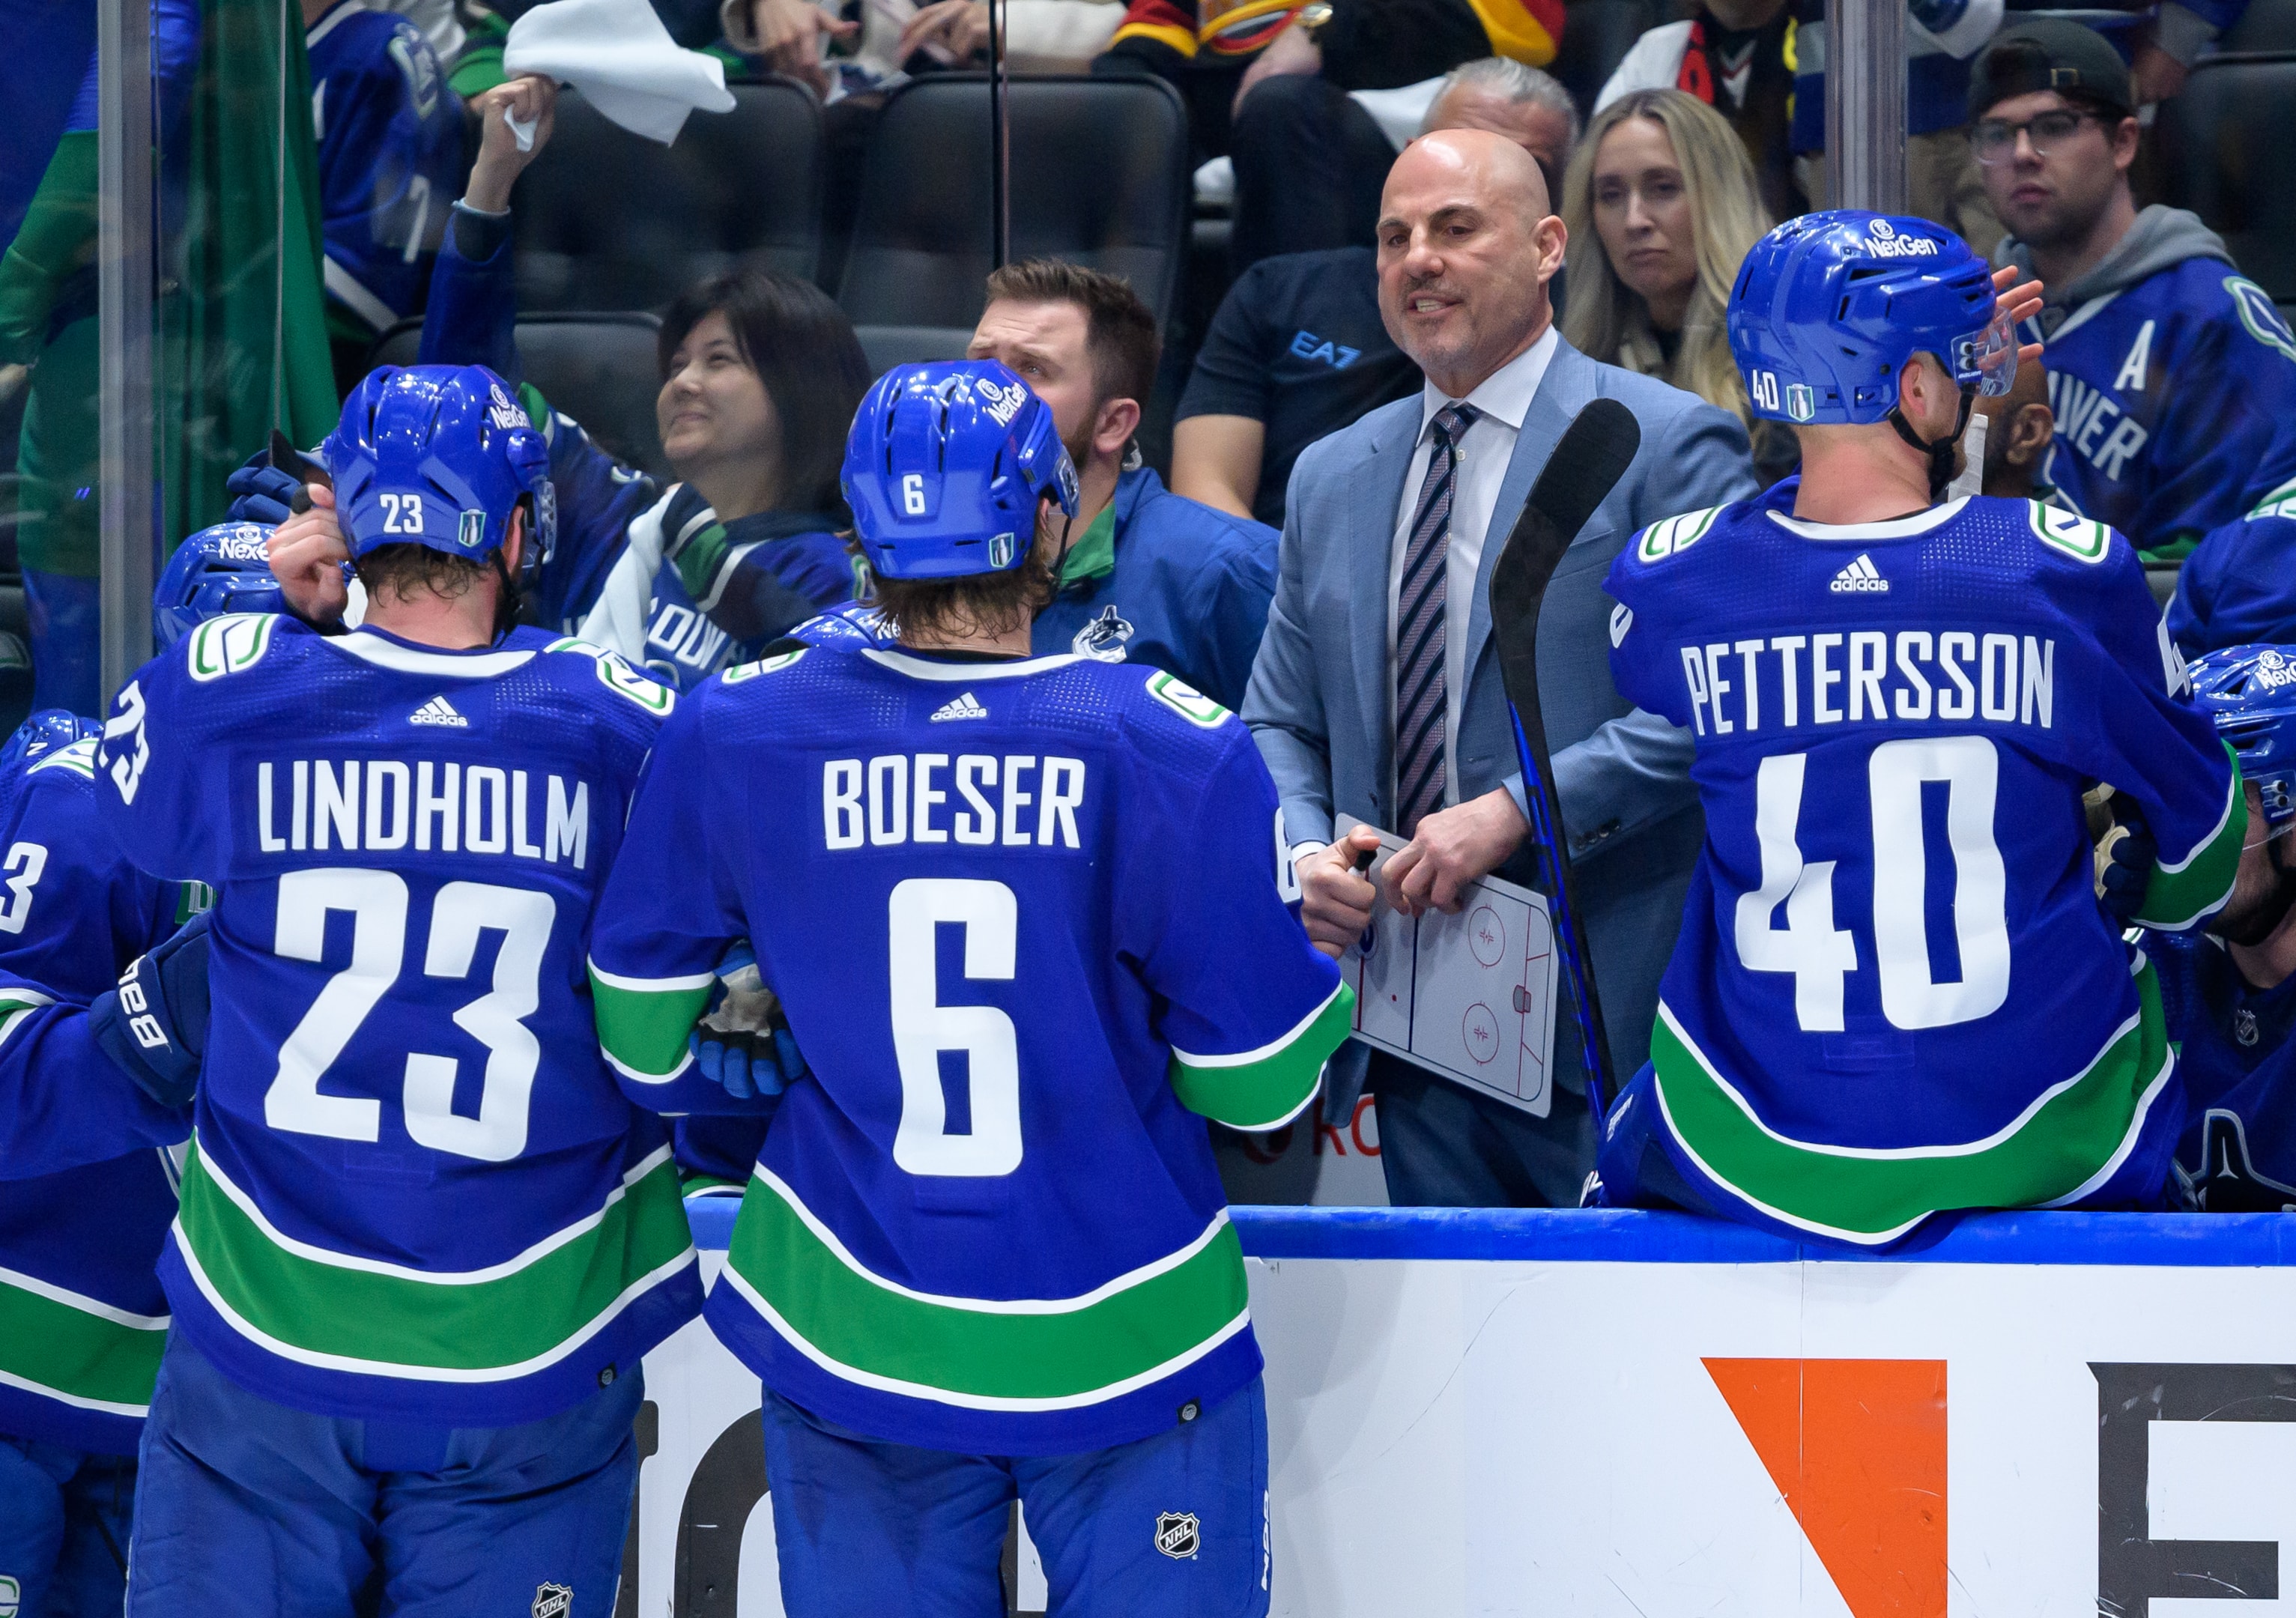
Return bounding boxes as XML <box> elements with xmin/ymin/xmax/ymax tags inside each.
<box><xmin>305</xmin><ymin>0</ymin><xmax>464</xmax><ymax>390</ymax></box>
<box><xmin>1972</xmin><ymin>18</ymin><xmax>2296</xmax><ymax>558</ymax></box>
<box><xmin>2166</xmin><ymin>437</ymin><xmax>2296</xmax><ymax>656</ymax></box>
<box><xmin>0</xmin><ymin>527</ymin><xmax>290</xmax><ymax>1618</ymax></box>
<box><xmin>587</xmin><ymin>360</ymin><xmax>1353</xmax><ymax>1617</ymax></box>
<box><xmin>1591</xmin><ymin>210</ymin><xmax>2245</xmax><ymax>1248</ymax></box>
<box><xmin>2145</xmin><ymin>646</ymin><xmax>2296</xmax><ymax>1211</ymax></box>
<box><xmin>100</xmin><ymin>365</ymin><xmax>779</xmax><ymax>1617</ymax></box>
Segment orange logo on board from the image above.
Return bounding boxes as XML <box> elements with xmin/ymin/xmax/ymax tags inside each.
<box><xmin>1704</xmin><ymin>1359</ymin><xmax>1948</xmax><ymax>1618</ymax></box>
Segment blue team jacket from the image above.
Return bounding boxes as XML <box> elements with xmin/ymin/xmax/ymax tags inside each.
<box><xmin>1031</xmin><ymin>467</ymin><xmax>1277</xmax><ymax>713</ymax></box>
<box><xmin>2149</xmin><ymin>927</ymin><xmax>2296</xmax><ymax>1210</ymax></box>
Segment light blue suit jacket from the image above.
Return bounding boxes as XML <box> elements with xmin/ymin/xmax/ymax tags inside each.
<box><xmin>1243</xmin><ymin>335</ymin><xmax>1760</xmax><ymax>1113</ymax></box>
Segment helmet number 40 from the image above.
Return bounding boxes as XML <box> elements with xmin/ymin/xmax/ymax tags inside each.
<box><xmin>900</xmin><ymin>473</ymin><xmax>927</xmax><ymax>516</ymax></box>
<box><xmin>1749</xmin><ymin>371</ymin><xmax>1781</xmax><ymax>413</ymax></box>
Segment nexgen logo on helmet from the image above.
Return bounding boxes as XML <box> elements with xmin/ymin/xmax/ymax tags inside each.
<box><xmin>152</xmin><ymin>521</ymin><xmax>288</xmax><ymax>649</ymax></box>
<box><xmin>1727</xmin><ymin>210</ymin><xmax>2016</xmax><ymax>429</ymax></box>
<box><xmin>841</xmin><ymin>360</ymin><xmax>1078</xmax><ymax>582</ymax></box>
<box><xmin>323</xmin><ymin>365</ymin><xmax>556</xmax><ymax>575</ymax></box>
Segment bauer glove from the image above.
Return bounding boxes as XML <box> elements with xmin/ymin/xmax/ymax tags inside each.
<box><xmin>91</xmin><ymin>912</ymin><xmax>212</xmax><ymax>1109</ymax></box>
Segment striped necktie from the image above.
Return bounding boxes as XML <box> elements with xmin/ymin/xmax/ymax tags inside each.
<box><xmin>1395</xmin><ymin>402</ymin><xmax>1479</xmax><ymax>838</ymax></box>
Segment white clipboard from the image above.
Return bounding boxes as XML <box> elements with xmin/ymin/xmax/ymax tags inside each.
<box><xmin>1335</xmin><ymin>813</ymin><xmax>1561</xmax><ymax>1118</ymax></box>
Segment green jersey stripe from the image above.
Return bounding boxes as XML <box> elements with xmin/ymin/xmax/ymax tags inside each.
<box><xmin>1169</xmin><ymin>981</ymin><xmax>1354</xmax><ymax>1130</ymax></box>
<box><xmin>175</xmin><ymin>1142</ymin><xmax>696</xmax><ymax>1378</ymax></box>
<box><xmin>590</xmin><ymin>964</ymin><xmax>712</xmax><ymax>1080</ymax></box>
<box><xmin>2134</xmin><ymin>747</ymin><xmax>2246</xmax><ymax>930</ymax></box>
<box><xmin>0</xmin><ymin>1266</ymin><xmax>166</xmax><ymax>1415</ymax></box>
<box><xmin>724</xmin><ymin>1170</ymin><xmax>1251</xmax><ymax>1403</ymax></box>
<box><xmin>1650</xmin><ymin>962</ymin><xmax>2172</xmax><ymax>1243</ymax></box>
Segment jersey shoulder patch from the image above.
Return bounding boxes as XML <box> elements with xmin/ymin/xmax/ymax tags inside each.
<box><xmin>2249</xmin><ymin>476</ymin><xmax>2296</xmax><ymax>524</ymax></box>
<box><xmin>1143</xmin><ymin>669</ymin><xmax>1230</xmax><ymax>729</ymax></box>
<box><xmin>2223</xmin><ymin>275</ymin><xmax>2296</xmax><ymax>364</ymax></box>
<box><xmin>2028</xmin><ymin>501</ymin><xmax>2113</xmax><ymax>565</ymax></box>
<box><xmin>25</xmin><ymin>738</ymin><xmax>97</xmax><ymax>782</ymax></box>
<box><xmin>545</xmin><ymin>636</ymin><xmax>677</xmax><ymax>715</ymax></box>
<box><xmin>184</xmin><ymin>613</ymin><xmax>280</xmax><ymax>682</ymax></box>
<box><xmin>721</xmin><ymin>646</ymin><xmax>808</xmax><ymax>685</ymax></box>
<box><xmin>1634</xmin><ymin>506</ymin><xmax>1724</xmax><ymax>565</ymax></box>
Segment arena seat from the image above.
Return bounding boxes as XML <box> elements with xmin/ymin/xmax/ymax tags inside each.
<box><xmin>836</xmin><ymin>74</ymin><xmax>1193</xmax><ymax>334</ymax></box>
<box><xmin>852</xmin><ymin>324</ymin><xmax>978</xmax><ymax>377</ymax></box>
<box><xmin>2154</xmin><ymin>54</ymin><xmax>2296</xmax><ymax>304</ymax></box>
<box><xmin>368</xmin><ymin>312</ymin><xmax>670</xmax><ymax>476</ymax></box>
<box><xmin>2223</xmin><ymin>0</ymin><xmax>2296</xmax><ymax>51</ymax></box>
<box><xmin>508</xmin><ymin>80</ymin><xmax>823</xmax><ymax>312</ymax></box>
<box><xmin>1551</xmin><ymin>0</ymin><xmax>1660</xmax><ymax>118</ymax></box>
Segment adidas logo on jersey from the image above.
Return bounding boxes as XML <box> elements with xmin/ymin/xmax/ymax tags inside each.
<box><xmin>408</xmin><ymin>695</ymin><xmax>469</xmax><ymax>727</ymax></box>
<box><xmin>1829</xmin><ymin>554</ymin><xmax>1888</xmax><ymax>594</ymax></box>
<box><xmin>930</xmin><ymin>691</ymin><xmax>988</xmax><ymax>723</ymax></box>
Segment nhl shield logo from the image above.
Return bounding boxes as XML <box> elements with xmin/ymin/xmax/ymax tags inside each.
<box><xmin>1784</xmin><ymin>383</ymin><xmax>1817</xmax><ymax>422</ymax></box>
<box><xmin>1155</xmin><ymin>1512</ymin><xmax>1201</xmax><ymax>1560</ymax></box>
<box><xmin>531</xmin><ymin>1584</ymin><xmax>572</xmax><ymax>1618</ymax></box>
<box><xmin>988</xmin><ymin>531</ymin><xmax>1017</xmax><ymax>569</ymax></box>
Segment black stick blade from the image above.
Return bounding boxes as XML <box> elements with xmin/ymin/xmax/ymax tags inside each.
<box><xmin>1488</xmin><ymin>397</ymin><xmax>1641</xmax><ymax>661</ymax></box>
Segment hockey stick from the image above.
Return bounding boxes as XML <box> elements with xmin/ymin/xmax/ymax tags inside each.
<box><xmin>987</xmin><ymin>0</ymin><xmax>1010</xmax><ymax>267</ymax></box>
<box><xmin>1487</xmin><ymin>396</ymin><xmax>1641</xmax><ymax>1118</ymax></box>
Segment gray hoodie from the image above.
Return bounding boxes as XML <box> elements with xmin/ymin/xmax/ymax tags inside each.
<box><xmin>1993</xmin><ymin>204</ymin><xmax>2234</xmax><ymax>334</ymax></box>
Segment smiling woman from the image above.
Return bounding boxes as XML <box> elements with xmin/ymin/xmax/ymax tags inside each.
<box><xmin>1560</xmin><ymin>88</ymin><xmax>1791</xmax><ymax>480</ymax></box>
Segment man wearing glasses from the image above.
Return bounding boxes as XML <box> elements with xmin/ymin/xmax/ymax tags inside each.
<box><xmin>1972</xmin><ymin>18</ymin><xmax>2296</xmax><ymax>562</ymax></box>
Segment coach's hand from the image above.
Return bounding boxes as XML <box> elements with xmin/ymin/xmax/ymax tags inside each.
<box><xmin>1297</xmin><ymin>826</ymin><xmax>1381</xmax><ymax>959</ymax></box>
<box><xmin>91</xmin><ymin>913</ymin><xmax>212</xmax><ymax>1110</ymax></box>
<box><xmin>898</xmin><ymin>0</ymin><xmax>990</xmax><ymax>63</ymax></box>
<box><xmin>267</xmin><ymin>485</ymin><xmax>352</xmax><ymax>628</ymax></box>
<box><xmin>465</xmin><ymin>77</ymin><xmax>558</xmax><ymax>214</ymax></box>
<box><xmin>1381</xmin><ymin>788</ymin><xmax>1529</xmax><ymax>918</ymax></box>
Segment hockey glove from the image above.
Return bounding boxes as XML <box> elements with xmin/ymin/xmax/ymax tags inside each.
<box><xmin>690</xmin><ymin>940</ymin><xmax>808</xmax><ymax>1100</ymax></box>
<box><xmin>222</xmin><ymin>461</ymin><xmax>309</xmax><ymax>525</ymax></box>
<box><xmin>2096</xmin><ymin>791</ymin><xmax>2158</xmax><ymax>923</ymax></box>
<box><xmin>90</xmin><ymin>912</ymin><xmax>213</xmax><ymax>1109</ymax></box>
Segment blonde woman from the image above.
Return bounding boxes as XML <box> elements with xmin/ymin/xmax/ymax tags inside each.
<box><xmin>1563</xmin><ymin>88</ymin><xmax>1795</xmax><ymax>480</ymax></box>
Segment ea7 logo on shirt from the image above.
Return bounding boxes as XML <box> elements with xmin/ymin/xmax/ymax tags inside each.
<box><xmin>1288</xmin><ymin>329</ymin><xmax>1362</xmax><ymax>369</ymax></box>
<box><xmin>1830</xmin><ymin>554</ymin><xmax>1888</xmax><ymax>593</ymax></box>
<box><xmin>1155</xmin><ymin>1512</ymin><xmax>1201</xmax><ymax>1560</ymax></box>
<box><xmin>975</xmin><ymin>376</ymin><xmax>1029</xmax><ymax>427</ymax></box>
<box><xmin>530</xmin><ymin>1584</ymin><xmax>572</xmax><ymax>1618</ymax></box>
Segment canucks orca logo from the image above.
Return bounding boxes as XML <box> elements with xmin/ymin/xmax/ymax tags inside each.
<box><xmin>975</xmin><ymin>376</ymin><xmax>1029</xmax><ymax>427</ymax></box>
<box><xmin>2194</xmin><ymin>1108</ymin><xmax>2296</xmax><ymax>1211</ymax></box>
<box><xmin>1073</xmin><ymin>605</ymin><xmax>1133</xmax><ymax>662</ymax></box>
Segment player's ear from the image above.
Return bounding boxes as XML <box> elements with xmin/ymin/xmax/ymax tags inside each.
<box><xmin>504</xmin><ymin>505</ymin><xmax>527</xmax><ymax>575</ymax></box>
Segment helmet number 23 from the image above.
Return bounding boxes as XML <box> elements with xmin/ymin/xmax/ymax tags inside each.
<box><xmin>379</xmin><ymin>493</ymin><xmax>426</xmax><ymax>534</ymax></box>
<box><xmin>900</xmin><ymin>473</ymin><xmax>927</xmax><ymax>516</ymax></box>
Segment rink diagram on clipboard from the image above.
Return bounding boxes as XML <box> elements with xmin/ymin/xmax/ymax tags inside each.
<box><xmin>1334</xmin><ymin>817</ymin><xmax>1560</xmax><ymax>1117</ymax></box>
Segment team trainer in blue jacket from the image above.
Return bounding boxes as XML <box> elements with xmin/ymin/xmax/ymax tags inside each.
<box><xmin>966</xmin><ymin>259</ymin><xmax>1281</xmax><ymax>712</ymax></box>
<box><xmin>1973</xmin><ymin>18</ymin><xmax>2296</xmax><ymax>560</ymax></box>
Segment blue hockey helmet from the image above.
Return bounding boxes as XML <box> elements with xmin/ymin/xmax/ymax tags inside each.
<box><xmin>153</xmin><ymin>521</ymin><xmax>287</xmax><ymax>649</ymax></box>
<box><xmin>324</xmin><ymin>366</ymin><xmax>555</xmax><ymax>573</ymax></box>
<box><xmin>2189</xmin><ymin>645</ymin><xmax>2296</xmax><ymax>825</ymax></box>
<box><xmin>1727</xmin><ymin>210</ymin><xmax>2020</xmax><ymax>428</ymax></box>
<box><xmin>0</xmin><ymin>709</ymin><xmax>100</xmax><ymax>778</ymax></box>
<box><xmin>840</xmin><ymin>360</ymin><xmax>1079</xmax><ymax>581</ymax></box>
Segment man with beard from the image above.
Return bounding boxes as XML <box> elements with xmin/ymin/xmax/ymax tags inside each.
<box><xmin>964</xmin><ymin>260</ymin><xmax>1280</xmax><ymax>710</ymax></box>
<box><xmin>2148</xmin><ymin>646</ymin><xmax>2296</xmax><ymax>1211</ymax></box>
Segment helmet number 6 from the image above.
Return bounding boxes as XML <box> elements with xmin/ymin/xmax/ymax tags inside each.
<box><xmin>900</xmin><ymin>473</ymin><xmax>927</xmax><ymax>516</ymax></box>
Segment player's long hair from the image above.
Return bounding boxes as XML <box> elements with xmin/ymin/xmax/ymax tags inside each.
<box><xmin>1561</xmin><ymin>90</ymin><xmax>1772</xmax><ymax>440</ymax></box>
<box><xmin>658</xmin><ymin>271</ymin><xmax>872</xmax><ymax>525</ymax></box>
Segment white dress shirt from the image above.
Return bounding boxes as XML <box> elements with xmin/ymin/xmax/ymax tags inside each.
<box><xmin>1387</xmin><ymin>324</ymin><xmax>1560</xmax><ymax>809</ymax></box>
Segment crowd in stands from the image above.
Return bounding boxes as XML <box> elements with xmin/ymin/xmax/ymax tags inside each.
<box><xmin>8</xmin><ymin>0</ymin><xmax>2296</xmax><ymax>1217</ymax></box>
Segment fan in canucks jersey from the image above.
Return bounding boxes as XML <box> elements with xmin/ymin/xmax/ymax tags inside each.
<box><xmin>589</xmin><ymin>360</ymin><xmax>1353</xmax><ymax>1618</ymax></box>
<box><xmin>98</xmin><ymin>366</ymin><xmax>771</xmax><ymax>1617</ymax></box>
<box><xmin>2145</xmin><ymin>646</ymin><xmax>2296</xmax><ymax>1212</ymax></box>
<box><xmin>1591</xmin><ymin>211</ymin><xmax>2245</xmax><ymax>1249</ymax></box>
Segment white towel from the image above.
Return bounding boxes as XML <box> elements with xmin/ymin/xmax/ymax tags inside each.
<box><xmin>503</xmin><ymin>0</ymin><xmax>738</xmax><ymax>145</ymax></box>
